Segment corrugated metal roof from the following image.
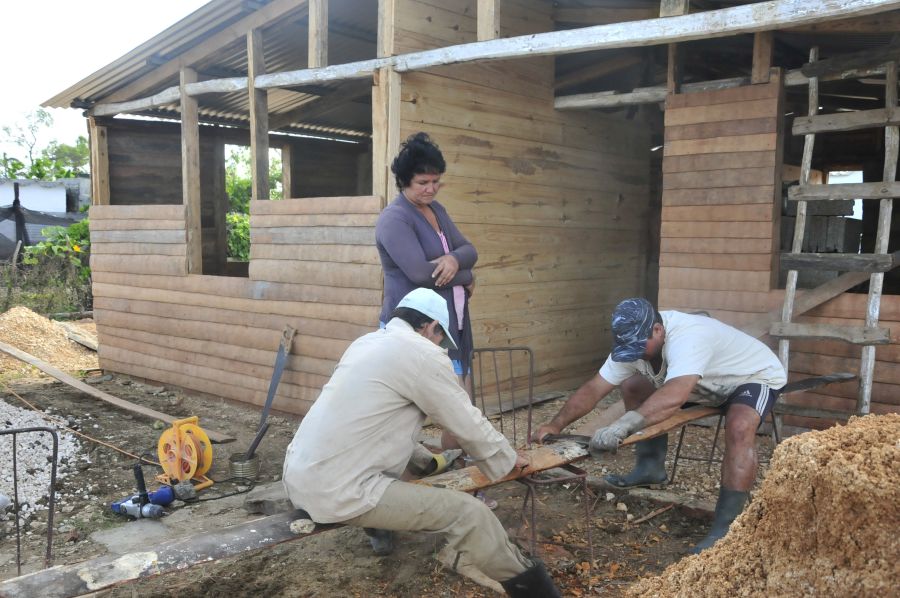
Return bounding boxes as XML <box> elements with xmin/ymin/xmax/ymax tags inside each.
<box><xmin>44</xmin><ymin>0</ymin><xmax>377</xmax><ymax>137</ymax></box>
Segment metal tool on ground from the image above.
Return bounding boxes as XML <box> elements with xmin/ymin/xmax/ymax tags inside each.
<box><xmin>230</xmin><ymin>326</ymin><xmax>296</xmax><ymax>479</ymax></box>
<box><xmin>156</xmin><ymin>416</ymin><xmax>214</xmax><ymax>491</ymax></box>
<box><xmin>111</xmin><ymin>462</ymin><xmax>174</xmax><ymax>519</ymax></box>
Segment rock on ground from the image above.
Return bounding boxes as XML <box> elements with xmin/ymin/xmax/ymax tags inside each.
<box><xmin>627</xmin><ymin>414</ymin><xmax>900</xmax><ymax>598</ymax></box>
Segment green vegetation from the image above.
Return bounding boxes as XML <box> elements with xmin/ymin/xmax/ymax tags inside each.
<box><xmin>1</xmin><ymin>109</ymin><xmax>88</xmax><ymax>180</ymax></box>
<box><xmin>224</xmin><ymin>145</ymin><xmax>282</xmax><ymax>260</ymax></box>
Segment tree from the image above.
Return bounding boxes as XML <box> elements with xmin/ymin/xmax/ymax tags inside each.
<box><xmin>2</xmin><ymin>108</ymin><xmax>53</xmax><ymax>165</ymax></box>
<box><xmin>224</xmin><ymin>145</ymin><xmax>283</xmax><ymax>213</ymax></box>
<box><xmin>42</xmin><ymin>137</ymin><xmax>89</xmax><ymax>174</ymax></box>
<box><xmin>1</xmin><ymin>109</ymin><xmax>85</xmax><ymax>181</ymax></box>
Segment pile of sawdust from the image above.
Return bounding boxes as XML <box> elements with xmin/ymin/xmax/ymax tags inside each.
<box><xmin>628</xmin><ymin>414</ymin><xmax>900</xmax><ymax>597</ymax></box>
<box><xmin>0</xmin><ymin>306</ymin><xmax>98</xmax><ymax>377</ymax></box>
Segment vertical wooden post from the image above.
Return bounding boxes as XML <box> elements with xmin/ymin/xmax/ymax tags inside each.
<box><xmin>87</xmin><ymin>117</ymin><xmax>110</xmax><ymax>206</ymax></box>
<box><xmin>372</xmin><ymin>68</ymin><xmax>400</xmax><ymax>207</ymax></box>
<box><xmin>477</xmin><ymin>0</ymin><xmax>500</xmax><ymax>41</ymax></box>
<box><xmin>752</xmin><ymin>31</ymin><xmax>774</xmax><ymax>84</ymax></box>
<box><xmin>281</xmin><ymin>142</ymin><xmax>294</xmax><ymax>199</ymax></box>
<box><xmin>661</xmin><ymin>1</ymin><xmax>690</xmax><ymax>94</ymax></box>
<box><xmin>374</xmin><ymin>0</ymin><xmax>399</xmax><ymax>207</ymax></box>
<box><xmin>309</xmin><ymin>0</ymin><xmax>328</xmax><ymax>68</ymax></box>
<box><xmin>211</xmin><ymin>133</ymin><xmax>227</xmax><ymax>274</ymax></box>
<box><xmin>377</xmin><ymin>0</ymin><xmax>397</xmax><ymax>59</ymax></box>
<box><xmin>248</xmin><ymin>28</ymin><xmax>269</xmax><ymax>201</ymax></box>
<box><xmin>180</xmin><ymin>67</ymin><xmax>203</xmax><ymax>275</ymax></box>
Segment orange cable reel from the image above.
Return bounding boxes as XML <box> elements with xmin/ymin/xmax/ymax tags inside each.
<box><xmin>157</xmin><ymin>416</ymin><xmax>214</xmax><ymax>491</ymax></box>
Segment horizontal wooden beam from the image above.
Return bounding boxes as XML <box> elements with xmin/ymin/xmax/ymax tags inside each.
<box><xmin>788</xmin><ymin>182</ymin><xmax>900</xmax><ymax>200</ymax></box>
<box><xmin>397</xmin><ymin>0</ymin><xmax>900</xmax><ymax>72</ymax></box>
<box><xmin>555</xmin><ymin>75</ymin><xmax>753</xmax><ymax>109</ymax></box>
<box><xmin>792</xmin><ymin>107</ymin><xmax>900</xmax><ymax>135</ymax></box>
<box><xmin>91</xmin><ymin>78</ymin><xmax>249</xmax><ymax>117</ymax></box>
<box><xmin>558</xmin><ymin>60</ymin><xmax>894</xmax><ymax>111</ymax></box>
<box><xmin>780</xmin><ymin>251</ymin><xmax>897</xmax><ymax>271</ymax></box>
<box><xmin>769</xmin><ymin>322</ymin><xmax>891</xmax><ymax>344</ymax></box>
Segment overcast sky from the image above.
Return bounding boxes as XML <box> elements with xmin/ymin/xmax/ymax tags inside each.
<box><xmin>1</xmin><ymin>0</ymin><xmax>209</xmax><ymax>157</ymax></box>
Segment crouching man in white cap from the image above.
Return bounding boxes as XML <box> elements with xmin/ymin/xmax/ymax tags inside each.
<box><xmin>283</xmin><ymin>288</ymin><xmax>560</xmax><ymax>597</ymax></box>
<box><xmin>532</xmin><ymin>298</ymin><xmax>786</xmax><ymax>553</ymax></box>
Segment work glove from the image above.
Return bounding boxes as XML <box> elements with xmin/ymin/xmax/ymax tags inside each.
<box><xmin>589</xmin><ymin>410</ymin><xmax>647</xmax><ymax>457</ymax></box>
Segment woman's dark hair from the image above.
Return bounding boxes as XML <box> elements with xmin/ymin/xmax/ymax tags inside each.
<box><xmin>390</xmin><ymin>306</ymin><xmax>436</xmax><ymax>331</ymax></box>
<box><xmin>391</xmin><ymin>132</ymin><xmax>446</xmax><ymax>190</ymax></box>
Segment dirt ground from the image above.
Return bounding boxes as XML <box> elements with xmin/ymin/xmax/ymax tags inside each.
<box><xmin>0</xmin><ymin>309</ymin><xmax>787</xmax><ymax>596</ymax></box>
<box><xmin>1</xmin><ymin>366</ymin><xmax>778</xmax><ymax>597</ymax></box>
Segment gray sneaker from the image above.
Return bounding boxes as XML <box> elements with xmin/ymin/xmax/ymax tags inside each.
<box><xmin>363</xmin><ymin>528</ymin><xmax>394</xmax><ymax>556</ymax></box>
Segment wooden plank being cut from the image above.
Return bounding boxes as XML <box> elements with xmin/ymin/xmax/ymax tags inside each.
<box><xmin>0</xmin><ymin>340</ymin><xmax>233</xmax><ymax>443</ymax></box>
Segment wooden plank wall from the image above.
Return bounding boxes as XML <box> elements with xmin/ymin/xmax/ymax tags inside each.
<box><xmin>90</xmin><ymin>198</ymin><xmax>382</xmax><ymax>416</ymax></box>
<box><xmin>656</xmin><ymin>78</ymin><xmax>900</xmax><ymax>426</ymax></box>
<box><xmin>396</xmin><ymin>0</ymin><xmax>654</xmax><ymax>394</ymax></box>
<box><xmin>657</xmin><ymin>76</ymin><xmax>784</xmax><ymax>328</ymax></box>
<box><xmin>287</xmin><ymin>136</ymin><xmax>372</xmax><ymax>198</ymax></box>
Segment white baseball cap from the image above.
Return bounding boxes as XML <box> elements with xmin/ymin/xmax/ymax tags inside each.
<box><xmin>396</xmin><ymin>288</ymin><xmax>458</xmax><ymax>350</ymax></box>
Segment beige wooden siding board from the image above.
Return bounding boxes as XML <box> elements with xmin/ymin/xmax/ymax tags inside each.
<box><xmin>92</xmin><ymin>282</ymin><xmax>377</xmax><ymax>327</ymax></box>
<box><xmin>660</xmin><ymin>221</ymin><xmax>774</xmax><ymax>239</ymax></box>
<box><xmin>664</xmin><ymin>117</ymin><xmax>778</xmax><ymax>142</ymax></box>
<box><xmin>90</xmin><ymin>230</ymin><xmax>187</xmax><ymax>244</ymax></box>
<box><xmin>250</xmin><ymin>214</ymin><xmax>378</xmax><ymax>228</ymax></box>
<box><xmin>662</xmin><ymin>151</ymin><xmax>776</xmax><ymax>173</ymax></box>
<box><xmin>91</xmin><ymin>271</ymin><xmax>382</xmax><ymax>306</ymax></box>
<box><xmin>90</xmin><ymin>205</ymin><xmax>186</xmax><ymax>220</ymax></box>
<box><xmin>249</xmin><ymin>196</ymin><xmax>382</xmax><ymax>215</ymax></box>
<box><xmin>249</xmin><ymin>260</ymin><xmax>383</xmax><ymax>289</ymax></box>
<box><xmin>663</xmin><ymin>133</ymin><xmax>777</xmax><ymax>157</ymax></box>
<box><xmin>659</xmin><ymin>267</ymin><xmax>772</xmax><ymax>292</ymax></box>
<box><xmin>90</xmin><ymin>243</ymin><xmax>187</xmax><ymax>256</ymax></box>
<box><xmin>665</xmin><ymin>98</ymin><xmax>780</xmax><ymax>126</ymax></box>
<box><xmin>659</xmin><ymin>253</ymin><xmax>773</xmax><ymax>271</ymax></box>
<box><xmin>93</xmin><ymin>296</ymin><xmax>369</xmax><ymax>342</ymax></box>
<box><xmin>248</xmin><ymin>244</ymin><xmax>381</xmax><ymax>264</ymax></box>
<box><xmin>662</xmin><ymin>167</ymin><xmax>777</xmax><ymax>190</ymax></box>
<box><xmin>662</xmin><ymin>186</ymin><xmax>775</xmax><ymax>206</ymax></box>
<box><xmin>661</xmin><ymin>204</ymin><xmax>774</xmax><ymax>221</ymax></box>
<box><xmin>660</xmin><ymin>237</ymin><xmax>775</xmax><ymax>254</ymax></box>
<box><xmin>249</xmin><ymin>227</ymin><xmax>375</xmax><ymax>245</ymax></box>
<box><xmin>90</xmin><ymin>254</ymin><xmax>187</xmax><ymax>276</ymax></box>
<box><xmin>94</xmin><ymin>308</ymin><xmax>349</xmax><ymax>361</ymax></box>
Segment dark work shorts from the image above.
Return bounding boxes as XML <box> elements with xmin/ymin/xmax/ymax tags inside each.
<box><xmin>725</xmin><ymin>383</ymin><xmax>781</xmax><ymax>419</ymax></box>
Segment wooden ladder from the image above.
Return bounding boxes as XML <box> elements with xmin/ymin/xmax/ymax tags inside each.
<box><xmin>776</xmin><ymin>48</ymin><xmax>898</xmax><ymax>421</ymax></box>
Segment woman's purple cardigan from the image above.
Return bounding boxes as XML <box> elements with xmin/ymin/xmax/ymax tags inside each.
<box><xmin>375</xmin><ymin>194</ymin><xmax>478</xmax><ymax>373</ymax></box>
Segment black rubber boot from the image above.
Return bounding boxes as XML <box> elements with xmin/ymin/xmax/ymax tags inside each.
<box><xmin>692</xmin><ymin>488</ymin><xmax>749</xmax><ymax>554</ymax></box>
<box><xmin>363</xmin><ymin>528</ymin><xmax>394</xmax><ymax>556</ymax></box>
<box><xmin>500</xmin><ymin>560</ymin><xmax>561</xmax><ymax>598</ymax></box>
<box><xmin>603</xmin><ymin>433</ymin><xmax>669</xmax><ymax>489</ymax></box>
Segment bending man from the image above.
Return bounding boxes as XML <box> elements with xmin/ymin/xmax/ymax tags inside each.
<box><xmin>283</xmin><ymin>288</ymin><xmax>559</xmax><ymax>596</ymax></box>
<box><xmin>533</xmin><ymin>298</ymin><xmax>786</xmax><ymax>552</ymax></box>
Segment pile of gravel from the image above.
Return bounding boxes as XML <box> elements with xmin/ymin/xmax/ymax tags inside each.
<box><xmin>0</xmin><ymin>400</ymin><xmax>84</xmax><ymax>524</ymax></box>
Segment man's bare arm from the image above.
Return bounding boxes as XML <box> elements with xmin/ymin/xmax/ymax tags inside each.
<box><xmin>636</xmin><ymin>374</ymin><xmax>700</xmax><ymax>426</ymax></box>
<box><xmin>533</xmin><ymin>374</ymin><xmax>616</xmax><ymax>441</ymax></box>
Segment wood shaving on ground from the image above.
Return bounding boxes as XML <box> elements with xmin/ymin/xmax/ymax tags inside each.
<box><xmin>0</xmin><ymin>306</ymin><xmax>98</xmax><ymax>377</ymax></box>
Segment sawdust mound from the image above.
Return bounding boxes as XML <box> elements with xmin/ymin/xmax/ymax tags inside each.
<box><xmin>628</xmin><ymin>414</ymin><xmax>900</xmax><ymax>598</ymax></box>
<box><xmin>0</xmin><ymin>306</ymin><xmax>98</xmax><ymax>376</ymax></box>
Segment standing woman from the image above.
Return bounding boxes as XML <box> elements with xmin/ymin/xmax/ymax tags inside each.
<box><xmin>376</xmin><ymin>132</ymin><xmax>477</xmax><ymax>387</ymax></box>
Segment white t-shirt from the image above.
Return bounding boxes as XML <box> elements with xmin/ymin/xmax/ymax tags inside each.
<box><xmin>598</xmin><ymin>311</ymin><xmax>786</xmax><ymax>404</ymax></box>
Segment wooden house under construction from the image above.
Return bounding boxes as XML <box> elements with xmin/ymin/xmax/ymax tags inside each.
<box><xmin>45</xmin><ymin>0</ymin><xmax>900</xmax><ymax>428</ymax></box>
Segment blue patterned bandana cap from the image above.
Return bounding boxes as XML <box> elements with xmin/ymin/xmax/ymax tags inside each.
<box><xmin>610</xmin><ymin>298</ymin><xmax>656</xmax><ymax>362</ymax></box>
